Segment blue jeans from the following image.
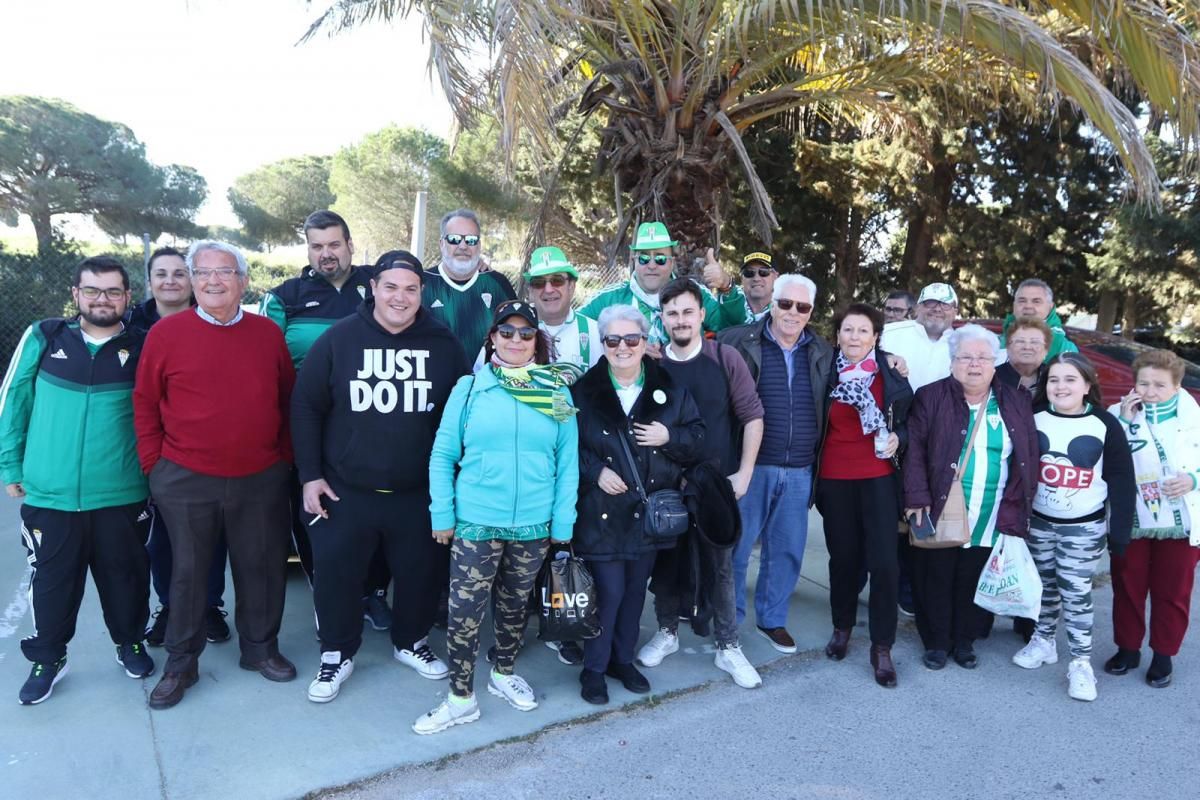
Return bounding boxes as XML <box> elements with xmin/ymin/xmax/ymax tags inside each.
<box><xmin>733</xmin><ymin>464</ymin><xmax>812</xmax><ymax>629</ymax></box>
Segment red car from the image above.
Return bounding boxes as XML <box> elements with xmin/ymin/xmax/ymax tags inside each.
<box><xmin>971</xmin><ymin>319</ymin><xmax>1200</xmax><ymax>406</ymax></box>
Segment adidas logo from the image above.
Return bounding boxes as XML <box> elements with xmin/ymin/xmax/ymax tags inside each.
<box><xmin>305</xmin><ymin>301</ymin><xmax>320</xmax><ymax>308</ymax></box>
<box><xmin>50</xmin><ymin>349</ymin><xmax>68</xmax><ymax>359</ymax></box>
<box><xmin>431</xmin><ymin>299</ymin><xmax>445</xmax><ymax>308</ymax></box>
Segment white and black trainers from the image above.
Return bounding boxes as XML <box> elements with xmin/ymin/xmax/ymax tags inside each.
<box><xmin>394</xmin><ymin>637</ymin><xmax>449</xmax><ymax>680</ymax></box>
<box><xmin>308</xmin><ymin>651</ymin><xmax>354</xmax><ymax>703</ymax></box>
<box><xmin>487</xmin><ymin>670</ymin><xmax>538</xmax><ymax>711</ymax></box>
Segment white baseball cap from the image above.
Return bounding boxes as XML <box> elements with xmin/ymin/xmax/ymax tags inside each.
<box><xmin>917</xmin><ymin>282</ymin><xmax>958</xmax><ymax>305</ymax></box>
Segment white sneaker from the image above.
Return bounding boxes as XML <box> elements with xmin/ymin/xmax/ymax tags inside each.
<box><xmin>412</xmin><ymin>693</ymin><xmax>480</xmax><ymax>734</ymax></box>
<box><xmin>1068</xmin><ymin>657</ymin><xmax>1098</xmax><ymax>702</ymax></box>
<box><xmin>487</xmin><ymin>670</ymin><xmax>538</xmax><ymax>711</ymax></box>
<box><xmin>715</xmin><ymin>645</ymin><xmax>762</xmax><ymax>689</ymax></box>
<box><xmin>394</xmin><ymin>638</ymin><xmax>449</xmax><ymax>680</ymax></box>
<box><xmin>637</xmin><ymin>628</ymin><xmax>679</xmax><ymax>667</ymax></box>
<box><xmin>307</xmin><ymin>651</ymin><xmax>353</xmax><ymax>703</ymax></box>
<box><xmin>1012</xmin><ymin>635</ymin><xmax>1058</xmax><ymax>669</ymax></box>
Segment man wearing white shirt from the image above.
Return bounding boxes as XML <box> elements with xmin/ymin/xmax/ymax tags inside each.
<box><xmin>527</xmin><ymin>247</ymin><xmax>601</xmax><ymax>369</ymax></box>
<box><xmin>880</xmin><ymin>282</ymin><xmax>958</xmax><ymax>391</ymax></box>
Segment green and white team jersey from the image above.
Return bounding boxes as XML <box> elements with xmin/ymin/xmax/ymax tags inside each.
<box><xmin>960</xmin><ymin>393</ymin><xmax>1013</xmax><ymax>548</ymax></box>
<box><xmin>422</xmin><ymin>265</ymin><xmax>516</xmax><ymax>353</ymax></box>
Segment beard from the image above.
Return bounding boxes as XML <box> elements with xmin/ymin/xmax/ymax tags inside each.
<box><xmin>80</xmin><ymin>305</ymin><xmax>122</xmax><ymax>327</ymax></box>
<box><xmin>670</xmin><ymin>329</ymin><xmax>696</xmax><ymax>350</ymax></box>
<box><xmin>442</xmin><ymin>254</ymin><xmax>480</xmax><ymax>280</ymax></box>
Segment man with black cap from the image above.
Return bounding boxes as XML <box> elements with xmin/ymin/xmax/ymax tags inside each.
<box><xmin>291</xmin><ymin>251</ymin><xmax>471</xmax><ymax>703</ymax></box>
<box><xmin>259</xmin><ymin>211</ymin><xmax>393</xmax><ymax>630</ymax></box>
<box><xmin>739</xmin><ymin>251</ymin><xmax>778</xmax><ymax>322</ymax></box>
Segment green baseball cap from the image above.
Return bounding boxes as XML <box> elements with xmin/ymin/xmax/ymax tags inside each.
<box><xmin>526</xmin><ymin>246</ymin><xmax>579</xmax><ymax>279</ymax></box>
<box><xmin>630</xmin><ymin>221</ymin><xmax>678</xmax><ymax>251</ymax></box>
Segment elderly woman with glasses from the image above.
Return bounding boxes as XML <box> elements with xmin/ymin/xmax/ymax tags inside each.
<box><xmin>570</xmin><ymin>305</ymin><xmax>705</xmax><ymax>705</ymax></box>
<box><xmin>903</xmin><ymin>324</ymin><xmax>1038</xmax><ymax>671</ymax></box>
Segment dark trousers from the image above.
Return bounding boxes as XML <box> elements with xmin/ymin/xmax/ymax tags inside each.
<box><xmin>816</xmin><ymin>476</ymin><xmax>899</xmax><ymax>646</ymax></box>
<box><xmin>1112</xmin><ymin>538</ymin><xmax>1200</xmax><ymax>656</ymax></box>
<box><xmin>584</xmin><ymin>553</ymin><xmax>656</xmax><ymax>673</ymax></box>
<box><xmin>150</xmin><ymin>459</ymin><xmax>290</xmax><ymax>673</ymax></box>
<box><xmin>291</xmin><ymin>470</ymin><xmax>389</xmax><ymax>597</ymax></box>
<box><xmin>19</xmin><ymin>502</ymin><xmax>151</xmax><ymax>664</ymax></box>
<box><xmin>310</xmin><ymin>482</ymin><xmax>447</xmax><ymax>658</ymax></box>
<box><xmin>146</xmin><ymin>501</ymin><xmax>226</xmax><ymax>609</ymax></box>
<box><xmin>912</xmin><ymin>544</ymin><xmax>992</xmax><ymax>652</ymax></box>
<box><xmin>652</xmin><ymin>539</ymin><xmax>739</xmax><ymax>647</ymax></box>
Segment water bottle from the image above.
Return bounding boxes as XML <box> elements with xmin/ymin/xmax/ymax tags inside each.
<box><xmin>1162</xmin><ymin>464</ymin><xmax>1183</xmax><ymax>509</ymax></box>
<box><xmin>874</xmin><ymin>427</ymin><xmax>891</xmax><ymax>459</ymax></box>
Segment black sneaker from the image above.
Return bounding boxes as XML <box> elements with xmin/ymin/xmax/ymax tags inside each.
<box><xmin>362</xmin><ymin>590</ymin><xmax>391</xmax><ymax>632</ymax></box>
<box><xmin>1103</xmin><ymin>648</ymin><xmax>1141</xmax><ymax>676</ymax></box>
<box><xmin>922</xmin><ymin>649</ymin><xmax>947</xmax><ymax>670</ymax></box>
<box><xmin>145</xmin><ymin>606</ymin><xmax>169</xmax><ymax>647</ymax></box>
<box><xmin>545</xmin><ymin>640</ymin><xmax>584</xmax><ymax>665</ymax></box>
<box><xmin>116</xmin><ymin>642</ymin><xmax>155</xmax><ymax>679</ymax></box>
<box><xmin>19</xmin><ymin>657</ymin><xmax>68</xmax><ymax>705</ymax></box>
<box><xmin>205</xmin><ymin>606</ymin><xmax>231</xmax><ymax>643</ymax></box>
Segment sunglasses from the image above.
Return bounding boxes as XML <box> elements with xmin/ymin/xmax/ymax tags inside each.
<box><xmin>443</xmin><ymin>234</ymin><xmax>480</xmax><ymax>247</ymax></box>
<box><xmin>602</xmin><ymin>333</ymin><xmax>647</xmax><ymax>349</ymax></box>
<box><xmin>529</xmin><ymin>275</ymin><xmax>569</xmax><ymax>289</ymax></box>
<box><xmin>741</xmin><ymin>267</ymin><xmax>773</xmax><ymax>279</ymax></box>
<box><xmin>496</xmin><ymin>323</ymin><xmax>538</xmax><ymax>341</ymax></box>
<box><xmin>775</xmin><ymin>298</ymin><xmax>813</xmax><ymax>313</ymax></box>
<box><xmin>636</xmin><ymin>254</ymin><xmax>670</xmax><ymax>266</ymax></box>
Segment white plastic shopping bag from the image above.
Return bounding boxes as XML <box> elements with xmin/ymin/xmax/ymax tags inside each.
<box><xmin>973</xmin><ymin>535</ymin><xmax>1042</xmax><ymax>618</ymax></box>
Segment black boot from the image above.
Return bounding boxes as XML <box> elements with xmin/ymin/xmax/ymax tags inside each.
<box><xmin>1103</xmin><ymin>648</ymin><xmax>1140</xmax><ymax>676</ymax></box>
<box><xmin>1146</xmin><ymin>652</ymin><xmax>1173</xmax><ymax>688</ymax></box>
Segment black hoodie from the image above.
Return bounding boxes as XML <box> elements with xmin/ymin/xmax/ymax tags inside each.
<box><xmin>291</xmin><ymin>299</ymin><xmax>470</xmax><ymax>492</ymax></box>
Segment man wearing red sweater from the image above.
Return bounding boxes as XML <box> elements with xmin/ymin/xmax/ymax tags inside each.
<box><xmin>134</xmin><ymin>240</ymin><xmax>297</xmax><ymax>710</ymax></box>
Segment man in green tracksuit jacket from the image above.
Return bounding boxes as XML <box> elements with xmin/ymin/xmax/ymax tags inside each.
<box><xmin>0</xmin><ymin>256</ymin><xmax>153</xmax><ymax>705</ymax></box>
<box><xmin>999</xmin><ymin>277</ymin><xmax>1078</xmax><ymax>362</ymax></box>
<box><xmin>580</xmin><ymin>221</ymin><xmax>747</xmax><ymax>356</ymax></box>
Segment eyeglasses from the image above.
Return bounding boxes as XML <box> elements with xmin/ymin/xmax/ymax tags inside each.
<box><xmin>602</xmin><ymin>333</ymin><xmax>647</xmax><ymax>349</ymax></box>
<box><xmin>529</xmin><ymin>275</ymin><xmax>569</xmax><ymax>289</ymax></box>
<box><xmin>953</xmin><ymin>355</ymin><xmax>991</xmax><ymax>364</ymax></box>
<box><xmin>443</xmin><ymin>234</ymin><xmax>480</xmax><ymax>247</ymax></box>
<box><xmin>77</xmin><ymin>286</ymin><xmax>126</xmax><ymax>300</ymax></box>
<box><xmin>636</xmin><ymin>254</ymin><xmax>670</xmax><ymax>266</ymax></box>
<box><xmin>741</xmin><ymin>267</ymin><xmax>773</xmax><ymax>279</ymax></box>
<box><xmin>883</xmin><ymin>305</ymin><xmax>910</xmax><ymax>315</ymax></box>
<box><xmin>192</xmin><ymin>268</ymin><xmax>240</xmax><ymax>281</ymax></box>
<box><xmin>775</xmin><ymin>298</ymin><xmax>813</xmax><ymax>313</ymax></box>
<box><xmin>496</xmin><ymin>323</ymin><xmax>538</xmax><ymax>341</ymax></box>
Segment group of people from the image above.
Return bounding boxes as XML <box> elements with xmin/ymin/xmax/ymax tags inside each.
<box><xmin>2</xmin><ymin>209</ymin><xmax>1197</xmax><ymax>735</ymax></box>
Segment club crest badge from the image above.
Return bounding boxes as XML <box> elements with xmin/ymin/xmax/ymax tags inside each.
<box><xmin>118</xmin><ymin>349</ymin><xmax>130</xmax><ymax>367</ymax></box>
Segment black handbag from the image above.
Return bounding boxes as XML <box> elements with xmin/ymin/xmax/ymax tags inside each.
<box><xmin>617</xmin><ymin>429</ymin><xmax>689</xmax><ymax>539</ymax></box>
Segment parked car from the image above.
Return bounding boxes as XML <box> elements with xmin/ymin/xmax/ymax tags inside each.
<box><xmin>971</xmin><ymin>319</ymin><xmax>1200</xmax><ymax>406</ymax></box>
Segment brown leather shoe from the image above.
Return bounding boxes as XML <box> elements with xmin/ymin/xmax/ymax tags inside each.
<box><xmin>871</xmin><ymin>644</ymin><xmax>897</xmax><ymax>688</ymax></box>
<box><xmin>149</xmin><ymin>669</ymin><xmax>198</xmax><ymax>709</ymax></box>
<box><xmin>824</xmin><ymin>629</ymin><xmax>851</xmax><ymax>661</ymax></box>
<box><xmin>239</xmin><ymin>653</ymin><xmax>297</xmax><ymax>682</ymax></box>
<box><xmin>756</xmin><ymin>626</ymin><xmax>797</xmax><ymax>654</ymax></box>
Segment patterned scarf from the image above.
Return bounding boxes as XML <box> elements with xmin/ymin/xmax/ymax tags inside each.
<box><xmin>829</xmin><ymin>349</ymin><xmax>887</xmax><ymax>435</ymax></box>
<box><xmin>488</xmin><ymin>357</ymin><xmax>582</xmax><ymax>422</ymax></box>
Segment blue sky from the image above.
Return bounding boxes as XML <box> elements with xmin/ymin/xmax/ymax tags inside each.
<box><xmin>0</xmin><ymin>0</ymin><xmax>454</xmax><ymax>230</ymax></box>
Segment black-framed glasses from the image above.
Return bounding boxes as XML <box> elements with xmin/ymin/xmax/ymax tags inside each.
<box><xmin>77</xmin><ymin>286</ymin><xmax>126</xmax><ymax>300</ymax></box>
<box><xmin>741</xmin><ymin>267</ymin><xmax>773</xmax><ymax>279</ymax></box>
<box><xmin>636</xmin><ymin>253</ymin><xmax>670</xmax><ymax>266</ymax></box>
<box><xmin>775</xmin><ymin>298</ymin><xmax>813</xmax><ymax>313</ymax></box>
<box><xmin>496</xmin><ymin>323</ymin><xmax>538</xmax><ymax>341</ymax></box>
<box><xmin>883</xmin><ymin>305</ymin><xmax>910</xmax><ymax>315</ymax></box>
<box><xmin>602</xmin><ymin>333</ymin><xmax>646</xmax><ymax>349</ymax></box>
<box><xmin>529</xmin><ymin>275</ymin><xmax>569</xmax><ymax>289</ymax></box>
<box><xmin>443</xmin><ymin>233</ymin><xmax>480</xmax><ymax>247</ymax></box>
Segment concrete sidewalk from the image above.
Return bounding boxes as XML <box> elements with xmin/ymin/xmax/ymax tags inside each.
<box><xmin>1</xmin><ymin>495</ymin><xmax>841</xmax><ymax>800</ymax></box>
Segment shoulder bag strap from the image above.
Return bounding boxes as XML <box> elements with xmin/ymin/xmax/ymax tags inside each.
<box><xmin>616</xmin><ymin>429</ymin><xmax>650</xmax><ymax>503</ymax></box>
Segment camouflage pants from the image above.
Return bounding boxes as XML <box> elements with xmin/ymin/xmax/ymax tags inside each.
<box><xmin>1027</xmin><ymin>516</ymin><xmax>1107</xmax><ymax>659</ymax></box>
<box><xmin>447</xmin><ymin>537</ymin><xmax>549</xmax><ymax>697</ymax></box>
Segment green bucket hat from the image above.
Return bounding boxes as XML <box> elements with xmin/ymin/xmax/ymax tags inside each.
<box><xmin>526</xmin><ymin>246</ymin><xmax>579</xmax><ymax>279</ymax></box>
<box><xmin>630</xmin><ymin>221</ymin><xmax>679</xmax><ymax>251</ymax></box>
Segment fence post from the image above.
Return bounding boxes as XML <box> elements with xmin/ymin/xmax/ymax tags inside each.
<box><xmin>142</xmin><ymin>233</ymin><xmax>151</xmax><ymax>300</ymax></box>
<box><xmin>410</xmin><ymin>191</ymin><xmax>428</xmax><ymax>261</ymax></box>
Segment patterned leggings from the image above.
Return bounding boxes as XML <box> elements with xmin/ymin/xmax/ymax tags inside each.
<box><xmin>447</xmin><ymin>537</ymin><xmax>549</xmax><ymax>697</ymax></box>
<box><xmin>1027</xmin><ymin>516</ymin><xmax>1107</xmax><ymax>659</ymax></box>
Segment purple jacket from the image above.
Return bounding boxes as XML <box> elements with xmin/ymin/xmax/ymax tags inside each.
<box><xmin>902</xmin><ymin>376</ymin><xmax>1038</xmax><ymax>539</ymax></box>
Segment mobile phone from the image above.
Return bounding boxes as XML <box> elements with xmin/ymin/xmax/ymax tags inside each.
<box><xmin>908</xmin><ymin>511</ymin><xmax>936</xmax><ymax>540</ymax></box>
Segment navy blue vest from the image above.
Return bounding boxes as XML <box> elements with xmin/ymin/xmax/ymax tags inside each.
<box><xmin>756</xmin><ymin>334</ymin><xmax>817</xmax><ymax>467</ymax></box>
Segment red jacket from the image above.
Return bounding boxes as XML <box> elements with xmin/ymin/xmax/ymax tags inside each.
<box><xmin>902</xmin><ymin>376</ymin><xmax>1038</xmax><ymax>538</ymax></box>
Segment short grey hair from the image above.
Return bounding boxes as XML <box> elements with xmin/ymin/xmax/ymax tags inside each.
<box><xmin>947</xmin><ymin>323</ymin><xmax>1000</xmax><ymax>360</ymax></box>
<box><xmin>186</xmin><ymin>240</ymin><xmax>247</xmax><ymax>276</ymax></box>
<box><xmin>1016</xmin><ymin>277</ymin><xmax>1053</xmax><ymax>304</ymax></box>
<box><xmin>597</xmin><ymin>304</ymin><xmax>650</xmax><ymax>338</ymax></box>
<box><xmin>773</xmin><ymin>273</ymin><xmax>818</xmax><ymax>306</ymax></box>
<box><xmin>439</xmin><ymin>208</ymin><xmax>481</xmax><ymax>236</ymax></box>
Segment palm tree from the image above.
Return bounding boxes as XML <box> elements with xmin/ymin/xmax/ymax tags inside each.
<box><xmin>303</xmin><ymin>1</ymin><xmax>1200</xmax><ymax>265</ymax></box>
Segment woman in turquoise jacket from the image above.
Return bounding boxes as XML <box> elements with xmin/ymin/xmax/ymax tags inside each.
<box><xmin>415</xmin><ymin>299</ymin><xmax>580</xmax><ymax>735</ymax></box>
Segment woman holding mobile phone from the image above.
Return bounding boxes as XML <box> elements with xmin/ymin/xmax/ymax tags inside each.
<box><xmin>1104</xmin><ymin>349</ymin><xmax>1200</xmax><ymax>688</ymax></box>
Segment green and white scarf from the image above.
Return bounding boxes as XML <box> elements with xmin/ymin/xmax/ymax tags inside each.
<box><xmin>490</xmin><ymin>361</ymin><xmax>582</xmax><ymax>422</ymax></box>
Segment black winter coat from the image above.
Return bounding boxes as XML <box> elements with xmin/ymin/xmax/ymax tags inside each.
<box><xmin>571</xmin><ymin>356</ymin><xmax>706</xmax><ymax>561</ymax></box>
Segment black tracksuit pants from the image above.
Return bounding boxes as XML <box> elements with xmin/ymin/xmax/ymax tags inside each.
<box><xmin>912</xmin><ymin>544</ymin><xmax>993</xmax><ymax>652</ymax></box>
<box><xmin>290</xmin><ymin>470</ymin><xmax>390</xmax><ymax>598</ymax></box>
<box><xmin>311</xmin><ymin>480</ymin><xmax>448</xmax><ymax>659</ymax></box>
<box><xmin>18</xmin><ymin>501</ymin><xmax>151</xmax><ymax>664</ymax></box>
<box><xmin>816</xmin><ymin>476</ymin><xmax>900</xmax><ymax>646</ymax></box>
